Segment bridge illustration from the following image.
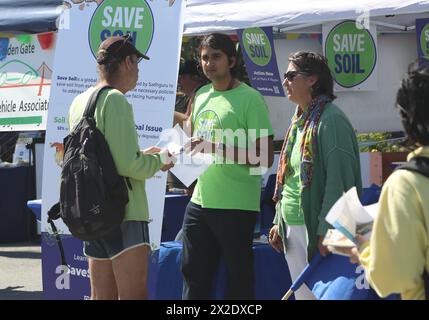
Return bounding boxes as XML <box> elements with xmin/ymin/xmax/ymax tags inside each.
<box><xmin>0</xmin><ymin>60</ymin><xmax>52</xmax><ymax>96</ymax></box>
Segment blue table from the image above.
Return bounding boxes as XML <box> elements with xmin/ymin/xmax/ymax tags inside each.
<box><xmin>28</xmin><ymin>192</ymin><xmax>274</xmax><ymax>242</ymax></box>
<box><xmin>32</xmin><ymin>195</ymin><xmax>293</xmax><ymax>300</ymax></box>
<box><xmin>162</xmin><ymin>194</ymin><xmax>191</xmax><ymax>241</ymax></box>
<box><xmin>27</xmin><ymin>194</ymin><xmax>191</xmax><ymax>241</ymax></box>
<box><xmin>154</xmin><ymin>240</ymin><xmax>292</xmax><ymax>300</ymax></box>
<box><xmin>27</xmin><ymin>199</ymin><xmax>42</xmax><ymax>221</ymax></box>
<box><xmin>0</xmin><ymin>166</ymin><xmax>36</xmax><ymax>242</ymax></box>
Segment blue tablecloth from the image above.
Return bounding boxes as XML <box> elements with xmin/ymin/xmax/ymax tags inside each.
<box><xmin>27</xmin><ymin>199</ymin><xmax>42</xmax><ymax>221</ymax></box>
<box><xmin>154</xmin><ymin>240</ymin><xmax>292</xmax><ymax>300</ymax></box>
<box><xmin>162</xmin><ymin>194</ymin><xmax>191</xmax><ymax>241</ymax></box>
<box><xmin>31</xmin><ymin>195</ymin><xmax>291</xmax><ymax>299</ymax></box>
<box><xmin>0</xmin><ymin>166</ymin><xmax>35</xmax><ymax>242</ymax></box>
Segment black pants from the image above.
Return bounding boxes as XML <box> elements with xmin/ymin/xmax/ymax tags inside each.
<box><xmin>181</xmin><ymin>202</ymin><xmax>257</xmax><ymax>300</ymax></box>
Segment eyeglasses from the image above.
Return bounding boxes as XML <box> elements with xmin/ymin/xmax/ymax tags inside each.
<box><xmin>283</xmin><ymin>70</ymin><xmax>308</xmax><ymax>82</ymax></box>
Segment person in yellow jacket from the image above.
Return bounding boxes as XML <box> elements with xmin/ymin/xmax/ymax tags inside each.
<box><xmin>68</xmin><ymin>35</ymin><xmax>174</xmax><ymax>300</ymax></box>
<box><xmin>346</xmin><ymin>62</ymin><xmax>429</xmax><ymax>300</ymax></box>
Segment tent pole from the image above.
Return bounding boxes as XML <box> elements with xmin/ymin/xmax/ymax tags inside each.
<box><xmin>279</xmin><ymin>22</ymin><xmax>324</xmax><ymax>33</ymax></box>
<box><xmin>372</xmin><ymin>20</ymin><xmax>415</xmax><ymax>31</ymax></box>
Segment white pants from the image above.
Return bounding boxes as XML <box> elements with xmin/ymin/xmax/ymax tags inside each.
<box><xmin>280</xmin><ymin>221</ymin><xmax>316</xmax><ymax>300</ymax></box>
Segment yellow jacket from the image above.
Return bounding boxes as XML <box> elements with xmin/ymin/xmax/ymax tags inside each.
<box><xmin>359</xmin><ymin>146</ymin><xmax>429</xmax><ymax>300</ymax></box>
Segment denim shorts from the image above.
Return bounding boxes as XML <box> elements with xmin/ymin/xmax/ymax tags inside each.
<box><xmin>83</xmin><ymin>221</ymin><xmax>150</xmax><ymax>260</ymax></box>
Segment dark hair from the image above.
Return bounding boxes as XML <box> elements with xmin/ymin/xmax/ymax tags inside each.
<box><xmin>288</xmin><ymin>51</ymin><xmax>336</xmax><ymax>100</ymax></box>
<box><xmin>96</xmin><ymin>50</ymin><xmax>126</xmax><ymax>78</ymax></box>
<box><xmin>396</xmin><ymin>62</ymin><xmax>429</xmax><ymax>146</ymax></box>
<box><xmin>199</xmin><ymin>33</ymin><xmax>238</xmax><ymax>76</ymax></box>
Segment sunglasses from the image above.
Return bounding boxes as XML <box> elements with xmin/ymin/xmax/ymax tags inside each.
<box><xmin>116</xmin><ymin>34</ymin><xmax>145</xmax><ymax>64</ymax></box>
<box><xmin>112</xmin><ymin>34</ymin><xmax>133</xmax><ymax>54</ymax></box>
<box><xmin>283</xmin><ymin>70</ymin><xmax>308</xmax><ymax>81</ymax></box>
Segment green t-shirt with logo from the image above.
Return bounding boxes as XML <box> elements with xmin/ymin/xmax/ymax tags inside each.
<box><xmin>280</xmin><ymin>127</ymin><xmax>305</xmax><ymax>225</ymax></box>
<box><xmin>190</xmin><ymin>82</ymin><xmax>274</xmax><ymax>212</ymax></box>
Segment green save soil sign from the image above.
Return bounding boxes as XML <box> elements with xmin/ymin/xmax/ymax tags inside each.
<box><xmin>325</xmin><ymin>21</ymin><xmax>377</xmax><ymax>88</ymax></box>
<box><xmin>418</xmin><ymin>20</ymin><xmax>429</xmax><ymax>62</ymax></box>
<box><xmin>89</xmin><ymin>0</ymin><xmax>154</xmax><ymax>59</ymax></box>
<box><xmin>241</xmin><ymin>27</ymin><xmax>272</xmax><ymax>67</ymax></box>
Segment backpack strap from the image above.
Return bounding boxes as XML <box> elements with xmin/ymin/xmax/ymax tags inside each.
<box><xmin>83</xmin><ymin>85</ymin><xmax>113</xmax><ymax>119</ymax></box>
<box><xmin>397</xmin><ymin>156</ymin><xmax>429</xmax><ymax>178</ymax></box>
<box><xmin>396</xmin><ymin>156</ymin><xmax>429</xmax><ymax>300</ymax></box>
<box><xmin>47</xmin><ymin>202</ymin><xmax>68</xmax><ymax>268</ymax></box>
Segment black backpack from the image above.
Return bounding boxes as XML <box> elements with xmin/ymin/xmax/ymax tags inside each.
<box><xmin>48</xmin><ymin>86</ymin><xmax>129</xmax><ymax>245</ymax></box>
<box><xmin>397</xmin><ymin>156</ymin><xmax>429</xmax><ymax>300</ymax></box>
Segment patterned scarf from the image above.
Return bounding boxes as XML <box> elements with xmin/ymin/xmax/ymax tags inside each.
<box><xmin>273</xmin><ymin>95</ymin><xmax>332</xmax><ymax>202</ymax></box>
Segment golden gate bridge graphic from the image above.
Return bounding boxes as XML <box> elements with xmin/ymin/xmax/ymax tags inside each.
<box><xmin>0</xmin><ymin>60</ymin><xmax>52</xmax><ymax>96</ymax></box>
<box><xmin>0</xmin><ymin>61</ymin><xmax>52</xmax><ymax>127</ymax></box>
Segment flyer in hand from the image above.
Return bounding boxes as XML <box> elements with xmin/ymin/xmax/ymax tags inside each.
<box><xmin>323</xmin><ymin>187</ymin><xmax>378</xmax><ymax>253</ymax></box>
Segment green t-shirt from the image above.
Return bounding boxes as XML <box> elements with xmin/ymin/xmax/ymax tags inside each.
<box><xmin>281</xmin><ymin>127</ymin><xmax>305</xmax><ymax>225</ymax></box>
<box><xmin>191</xmin><ymin>83</ymin><xmax>274</xmax><ymax>211</ymax></box>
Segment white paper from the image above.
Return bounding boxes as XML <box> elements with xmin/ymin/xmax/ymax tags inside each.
<box><xmin>158</xmin><ymin>124</ymin><xmax>213</xmax><ymax>187</ymax></box>
<box><xmin>325</xmin><ymin>186</ymin><xmax>378</xmax><ymax>242</ymax></box>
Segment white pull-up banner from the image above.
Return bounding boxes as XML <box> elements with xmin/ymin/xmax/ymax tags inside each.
<box><xmin>41</xmin><ymin>0</ymin><xmax>185</xmax><ymax>299</ymax></box>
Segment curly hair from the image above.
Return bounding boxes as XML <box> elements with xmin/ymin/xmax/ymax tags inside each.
<box><xmin>288</xmin><ymin>51</ymin><xmax>336</xmax><ymax>101</ymax></box>
<box><xmin>396</xmin><ymin>62</ymin><xmax>429</xmax><ymax>146</ymax></box>
<box><xmin>199</xmin><ymin>33</ymin><xmax>238</xmax><ymax>76</ymax></box>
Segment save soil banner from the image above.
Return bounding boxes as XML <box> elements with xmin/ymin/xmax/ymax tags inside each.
<box><xmin>41</xmin><ymin>0</ymin><xmax>185</xmax><ymax>299</ymax></box>
<box><xmin>323</xmin><ymin>20</ymin><xmax>378</xmax><ymax>91</ymax></box>
<box><xmin>237</xmin><ymin>26</ymin><xmax>285</xmax><ymax>97</ymax></box>
<box><xmin>416</xmin><ymin>18</ymin><xmax>429</xmax><ymax>66</ymax></box>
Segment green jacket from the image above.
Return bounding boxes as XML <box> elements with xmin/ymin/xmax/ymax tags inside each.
<box><xmin>68</xmin><ymin>87</ymin><xmax>164</xmax><ymax>222</ymax></box>
<box><xmin>274</xmin><ymin>103</ymin><xmax>362</xmax><ymax>259</ymax></box>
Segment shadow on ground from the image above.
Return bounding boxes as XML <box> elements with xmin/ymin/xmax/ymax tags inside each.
<box><xmin>0</xmin><ymin>286</ymin><xmax>43</xmax><ymax>300</ymax></box>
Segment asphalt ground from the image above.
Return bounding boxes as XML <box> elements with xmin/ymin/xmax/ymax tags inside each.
<box><xmin>0</xmin><ymin>241</ymin><xmax>43</xmax><ymax>300</ymax></box>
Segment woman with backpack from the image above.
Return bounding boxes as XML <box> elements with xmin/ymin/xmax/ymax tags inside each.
<box><xmin>67</xmin><ymin>35</ymin><xmax>174</xmax><ymax>299</ymax></box>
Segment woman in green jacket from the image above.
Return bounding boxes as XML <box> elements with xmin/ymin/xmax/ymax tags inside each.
<box><xmin>268</xmin><ymin>52</ymin><xmax>362</xmax><ymax>300</ymax></box>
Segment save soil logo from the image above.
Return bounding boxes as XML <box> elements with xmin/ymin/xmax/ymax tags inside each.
<box><xmin>194</xmin><ymin>110</ymin><xmax>222</xmax><ymax>143</ymax></box>
<box><xmin>241</xmin><ymin>27</ymin><xmax>272</xmax><ymax>67</ymax></box>
<box><xmin>420</xmin><ymin>22</ymin><xmax>429</xmax><ymax>60</ymax></box>
<box><xmin>325</xmin><ymin>20</ymin><xmax>376</xmax><ymax>88</ymax></box>
<box><xmin>88</xmin><ymin>0</ymin><xmax>154</xmax><ymax>60</ymax></box>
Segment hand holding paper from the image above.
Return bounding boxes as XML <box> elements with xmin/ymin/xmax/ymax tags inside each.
<box><xmin>141</xmin><ymin>146</ymin><xmax>176</xmax><ymax>172</ymax></box>
<box><xmin>324</xmin><ymin>187</ymin><xmax>377</xmax><ymax>255</ymax></box>
<box><xmin>156</xmin><ymin>124</ymin><xmax>213</xmax><ymax>187</ymax></box>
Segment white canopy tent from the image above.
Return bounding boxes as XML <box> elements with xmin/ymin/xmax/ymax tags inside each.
<box><xmin>182</xmin><ymin>0</ymin><xmax>429</xmax><ymax>140</ymax></box>
<box><xmin>183</xmin><ymin>0</ymin><xmax>429</xmax><ymax>35</ymax></box>
<box><xmin>183</xmin><ymin>1</ymin><xmax>429</xmax><ymax>188</ymax></box>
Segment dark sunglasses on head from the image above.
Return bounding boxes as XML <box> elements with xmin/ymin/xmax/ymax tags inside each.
<box><xmin>115</xmin><ymin>34</ymin><xmax>143</xmax><ymax>63</ymax></box>
<box><xmin>113</xmin><ymin>33</ymin><xmax>133</xmax><ymax>54</ymax></box>
<box><xmin>283</xmin><ymin>70</ymin><xmax>308</xmax><ymax>81</ymax></box>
